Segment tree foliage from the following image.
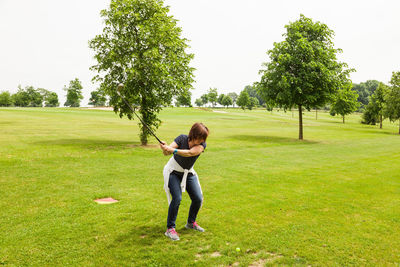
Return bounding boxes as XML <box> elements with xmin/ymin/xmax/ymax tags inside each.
<box><xmin>384</xmin><ymin>71</ymin><xmax>400</xmax><ymax>134</ymax></box>
<box><xmin>361</xmin><ymin>82</ymin><xmax>388</xmax><ymax>127</ymax></box>
<box><xmin>89</xmin><ymin>0</ymin><xmax>194</xmax><ymax>145</ymax></box>
<box><xmin>44</xmin><ymin>92</ymin><xmax>60</xmax><ymax>107</ymax></box>
<box><xmin>175</xmin><ymin>91</ymin><xmax>192</xmax><ymax>107</ymax></box>
<box><xmin>237</xmin><ymin>90</ymin><xmax>250</xmax><ymax>110</ymax></box>
<box><xmin>64</xmin><ymin>78</ymin><xmax>84</xmax><ymax>107</ymax></box>
<box><xmin>352</xmin><ymin>80</ymin><xmax>379</xmax><ymax>109</ymax></box>
<box><xmin>227</xmin><ymin>92</ymin><xmax>238</xmax><ymax>107</ymax></box>
<box><xmin>244</xmin><ymin>85</ymin><xmax>264</xmax><ymax>106</ymax></box>
<box><xmin>195</xmin><ymin>98</ymin><xmax>202</xmax><ymax>107</ymax></box>
<box><xmin>12</xmin><ymin>85</ymin><xmax>44</xmax><ymax>107</ymax></box>
<box><xmin>247</xmin><ymin>97</ymin><xmax>259</xmax><ymax>110</ymax></box>
<box><xmin>258</xmin><ymin>14</ymin><xmax>353</xmax><ymax>139</ymax></box>
<box><xmin>217</xmin><ymin>93</ymin><xmax>225</xmax><ymax>106</ymax></box>
<box><xmin>200</xmin><ymin>94</ymin><xmax>208</xmax><ymax>106</ymax></box>
<box><xmin>330</xmin><ymin>85</ymin><xmax>359</xmax><ymax>123</ymax></box>
<box><xmin>89</xmin><ymin>88</ymin><xmax>107</xmax><ymax>107</ymax></box>
<box><xmin>207</xmin><ymin>88</ymin><xmax>218</xmax><ymax>107</ymax></box>
<box><xmin>0</xmin><ymin>91</ymin><xmax>13</xmax><ymax>107</ymax></box>
<box><xmin>221</xmin><ymin>95</ymin><xmax>233</xmax><ymax>108</ymax></box>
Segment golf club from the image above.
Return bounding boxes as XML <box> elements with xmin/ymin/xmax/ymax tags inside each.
<box><xmin>116</xmin><ymin>83</ymin><xmax>163</xmax><ymax>144</ymax></box>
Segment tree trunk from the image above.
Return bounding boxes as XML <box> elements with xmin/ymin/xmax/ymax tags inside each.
<box><xmin>343</xmin><ymin>115</ymin><xmax>345</xmax><ymax>124</ymax></box>
<box><xmin>380</xmin><ymin>115</ymin><xmax>382</xmax><ymax>129</ymax></box>
<box><xmin>140</xmin><ymin>96</ymin><xmax>149</xmax><ymax>146</ymax></box>
<box><xmin>298</xmin><ymin>105</ymin><xmax>303</xmax><ymax>140</ymax></box>
<box><xmin>140</xmin><ymin>110</ymin><xmax>148</xmax><ymax>146</ymax></box>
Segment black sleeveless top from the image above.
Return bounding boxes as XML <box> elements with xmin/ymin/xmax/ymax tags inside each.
<box><xmin>173</xmin><ymin>134</ymin><xmax>206</xmax><ymax>170</ymax></box>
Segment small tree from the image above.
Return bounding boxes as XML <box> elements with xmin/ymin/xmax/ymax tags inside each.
<box><xmin>175</xmin><ymin>91</ymin><xmax>192</xmax><ymax>107</ymax></box>
<box><xmin>237</xmin><ymin>90</ymin><xmax>250</xmax><ymax>110</ymax></box>
<box><xmin>89</xmin><ymin>0</ymin><xmax>194</xmax><ymax>145</ymax></box>
<box><xmin>361</xmin><ymin>82</ymin><xmax>388</xmax><ymax>128</ymax></box>
<box><xmin>228</xmin><ymin>92</ymin><xmax>238</xmax><ymax>107</ymax></box>
<box><xmin>247</xmin><ymin>97</ymin><xmax>259</xmax><ymax>110</ymax></box>
<box><xmin>64</xmin><ymin>78</ymin><xmax>83</xmax><ymax>107</ymax></box>
<box><xmin>0</xmin><ymin>91</ymin><xmax>13</xmax><ymax>107</ymax></box>
<box><xmin>361</xmin><ymin>99</ymin><xmax>379</xmax><ymax>125</ymax></box>
<box><xmin>221</xmin><ymin>95</ymin><xmax>233</xmax><ymax>108</ymax></box>
<box><xmin>25</xmin><ymin>86</ymin><xmax>43</xmax><ymax>107</ymax></box>
<box><xmin>384</xmin><ymin>71</ymin><xmax>400</xmax><ymax>134</ymax></box>
<box><xmin>45</xmin><ymin>92</ymin><xmax>60</xmax><ymax>107</ymax></box>
<box><xmin>217</xmin><ymin>93</ymin><xmax>225</xmax><ymax>106</ymax></box>
<box><xmin>200</xmin><ymin>94</ymin><xmax>209</xmax><ymax>107</ymax></box>
<box><xmin>12</xmin><ymin>86</ymin><xmax>30</xmax><ymax>107</ymax></box>
<box><xmin>352</xmin><ymin>80</ymin><xmax>379</xmax><ymax>109</ymax></box>
<box><xmin>207</xmin><ymin>88</ymin><xmax>218</xmax><ymax>107</ymax></box>
<box><xmin>195</xmin><ymin>98</ymin><xmax>203</xmax><ymax>107</ymax></box>
<box><xmin>89</xmin><ymin>88</ymin><xmax>107</xmax><ymax>107</ymax></box>
<box><xmin>244</xmin><ymin>85</ymin><xmax>265</xmax><ymax>106</ymax></box>
<box><xmin>258</xmin><ymin>14</ymin><xmax>353</xmax><ymax>139</ymax></box>
<box><xmin>330</xmin><ymin>85</ymin><xmax>359</xmax><ymax>123</ymax></box>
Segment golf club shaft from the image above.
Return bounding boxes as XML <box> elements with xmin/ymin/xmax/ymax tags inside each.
<box><xmin>117</xmin><ymin>89</ymin><xmax>163</xmax><ymax>144</ymax></box>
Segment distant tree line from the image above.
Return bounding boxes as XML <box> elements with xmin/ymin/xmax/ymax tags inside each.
<box><xmin>0</xmin><ymin>78</ymin><xmax>109</xmax><ymax>108</ymax></box>
<box><xmin>0</xmin><ymin>85</ymin><xmax>60</xmax><ymax>107</ymax></box>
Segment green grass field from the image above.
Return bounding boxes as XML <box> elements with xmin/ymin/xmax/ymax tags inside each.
<box><xmin>1</xmin><ymin>107</ymin><xmax>399</xmax><ymax>266</ymax></box>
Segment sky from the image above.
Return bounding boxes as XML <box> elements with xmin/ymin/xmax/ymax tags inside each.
<box><xmin>0</xmin><ymin>0</ymin><xmax>399</xmax><ymax>106</ymax></box>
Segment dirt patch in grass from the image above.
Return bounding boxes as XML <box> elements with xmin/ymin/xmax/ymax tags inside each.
<box><xmin>249</xmin><ymin>259</ymin><xmax>267</xmax><ymax>267</ymax></box>
<box><xmin>211</xmin><ymin>251</ymin><xmax>221</xmax><ymax>257</ymax></box>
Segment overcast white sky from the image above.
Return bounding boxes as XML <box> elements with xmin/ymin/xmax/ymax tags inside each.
<box><xmin>0</xmin><ymin>0</ymin><xmax>399</xmax><ymax>106</ymax></box>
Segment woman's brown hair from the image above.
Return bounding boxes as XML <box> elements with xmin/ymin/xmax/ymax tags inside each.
<box><xmin>188</xmin><ymin>123</ymin><xmax>209</xmax><ymax>142</ymax></box>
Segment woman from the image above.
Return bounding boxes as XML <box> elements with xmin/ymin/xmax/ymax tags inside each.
<box><xmin>160</xmin><ymin>122</ymin><xmax>209</xmax><ymax>241</ymax></box>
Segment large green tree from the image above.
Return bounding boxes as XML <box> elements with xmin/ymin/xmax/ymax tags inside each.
<box><xmin>64</xmin><ymin>78</ymin><xmax>84</xmax><ymax>107</ymax></box>
<box><xmin>258</xmin><ymin>14</ymin><xmax>353</xmax><ymax>139</ymax></box>
<box><xmin>89</xmin><ymin>0</ymin><xmax>194</xmax><ymax>145</ymax></box>
<box><xmin>330</xmin><ymin>85</ymin><xmax>359</xmax><ymax>123</ymax></box>
<box><xmin>384</xmin><ymin>71</ymin><xmax>400</xmax><ymax>134</ymax></box>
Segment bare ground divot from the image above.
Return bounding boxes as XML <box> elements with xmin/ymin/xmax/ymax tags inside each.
<box><xmin>211</xmin><ymin>251</ymin><xmax>222</xmax><ymax>257</ymax></box>
<box><xmin>249</xmin><ymin>259</ymin><xmax>267</xmax><ymax>267</ymax></box>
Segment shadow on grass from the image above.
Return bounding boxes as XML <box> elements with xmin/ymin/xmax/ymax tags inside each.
<box><xmin>230</xmin><ymin>135</ymin><xmax>319</xmax><ymax>145</ymax></box>
<box><xmin>32</xmin><ymin>139</ymin><xmax>157</xmax><ymax>151</ymax></box>
<box><xmin>112</xmin><ymin>225</ymin><xmax>166</xmax><ymax>247</ymax></box>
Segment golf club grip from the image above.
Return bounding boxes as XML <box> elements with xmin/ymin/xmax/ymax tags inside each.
<box><xmin>119</xmin><ymin>94</ymin><xmax>162</xmax><ymax>144</ymax></box>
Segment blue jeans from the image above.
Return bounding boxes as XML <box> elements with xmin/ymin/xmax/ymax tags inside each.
<box><xmin>167</xmin><ymin>171</ymin><xmax>203</xmax><ymax>229</ymax></box>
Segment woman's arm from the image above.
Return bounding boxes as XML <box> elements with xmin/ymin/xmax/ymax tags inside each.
<box><xmin>166</xmin><ymin>144</ymin><xmax>204</xmax><ymax>157</ymax></box>
<box><xmin>160</xmin><ymin>141</ymin><xmax>178</xmax><ymax>156</ymax></box>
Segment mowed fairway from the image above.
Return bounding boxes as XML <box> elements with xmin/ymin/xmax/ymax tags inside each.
<box><xmin>0</xmin><ymin>107</ymin><xmax>399</xmax><ymax>266</ymax></box>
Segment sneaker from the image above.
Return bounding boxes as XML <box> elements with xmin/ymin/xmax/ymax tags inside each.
<box><xmin>185</xmin><ymin>221</ymin><xmax>205</xmax><ymax>232</ymax></box>
<box><xmin>165</xmin><ymin>228</ymin><xmax>180</xmax><ymax>241</ymax></box>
